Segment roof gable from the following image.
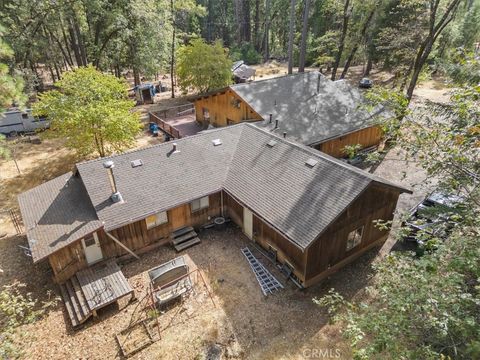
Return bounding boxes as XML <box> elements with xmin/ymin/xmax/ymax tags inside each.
<box><xmin>230</xmin><ymin>72</ymin><xmax>386</xmax><ymax>145</ymax></box>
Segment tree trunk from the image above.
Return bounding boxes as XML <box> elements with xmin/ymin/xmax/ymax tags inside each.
<box><xmin>68</xmin><ymin>19</ymin><xmax>83</xmax><ymax>67</ymax></box>
<box><xmin>340</xmin><ymin>8</ymin><xmax>375</xmax><ymax>79</ymax></box>
<box><xmin>287</xmin><ymin>0</ymin><xmax>296</xmax><ymax>74</ymax></box>
<box><xmin>254</xmin><ymin>0</ymin><xmax>260</xmax><ymax>50</ymax></box>
<box><xmin>364</xmin><ymin>58</ymin><xmax>373</xmax><ymax>76</ymax></box>
<box><xmin>170</xmin><ymin>0</ymin><xmax>176</xmax><ymax>98</ymax></box>
<box><xmin>298</xmin><ymin>0</ymin><xmax>311</xmax><ymax>73</ymax></box>
<box><xmin>331</xmin><ymin>0</ymin><xmax>351</xmax><ymax>80</ymax></box>
<box><xmin>264</xmin><ymin>0</ymin><xmax>271</xmax><ymax>62</ymax></box>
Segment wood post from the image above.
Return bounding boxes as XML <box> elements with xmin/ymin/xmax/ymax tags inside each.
<box><xmin>105</xmin><ymin>232</ymin><xmax>140</xmax><ymax>260</ymax></box>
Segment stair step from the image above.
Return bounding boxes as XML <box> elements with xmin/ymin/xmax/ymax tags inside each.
<box><xmin>172</xmin><ymin>231</ymin><xmax>197</xmax><ymax>245</ymax></box>
<box><xmin>65</xmin><ymin>280</ymin><xmax>84</xmax><ymax>322</ymax></box>
<box><xmin>71</xmin><ymin>276</ymin><xmax>90</xmax><ymax>316</ymax></box>
<box><xmin>174</xmin><ymin>237</ymin><xmax>201</xmax><ymax>252</ymax></box>
<box><xmin>60</xmin><ymin>283</ymin><xmax>79</xmax><ymax>327</ymax></box>
<box><xmin>172</xmin><ymin>226</ymin><xmax>194</xmax><ymax>238</ymax></box>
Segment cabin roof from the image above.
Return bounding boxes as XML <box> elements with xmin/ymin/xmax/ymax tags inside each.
<box><xmin>17</xmin><ymin>172</ymin><xmax>102</xmax><ymax>262</ymax></box>
<box><xmin>19</xmin><ymin>123</ymin><xmax>410</xmax><ymax>262</ymax></box>
<box><xmin>229</xmin><ymin>71</ymin><xmax>387</xmax><ymax>145</ymax></box>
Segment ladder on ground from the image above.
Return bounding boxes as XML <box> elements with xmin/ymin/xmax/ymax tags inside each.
<box><xmin>241</xmin><ymin>247</ymin><xmax>283</xmax><ymax>296</ymax></box>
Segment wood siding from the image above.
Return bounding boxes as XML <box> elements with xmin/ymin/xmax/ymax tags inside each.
<box><xmin>223</xmin><ymin>191</ymin><xmax>307</xmax><ymax>282</ymax></box>
<box><xmin>315</xmin><ymin>126</ymin><xmax>383</xmax><ymax>158</ymax></box>
<box><xmin>304</xmin><ymin>183</ymin><xmax>401</xmax><ymax>286</ymax></box>
<box><xmin>49</xmin><ymin>192</ymin><xmax>222</xmax><ymax>283</ymax></box>
<box><xmin>194</xmin><ymin>89</ymin><xmax>262</xmax><ymax>127</ymax></box>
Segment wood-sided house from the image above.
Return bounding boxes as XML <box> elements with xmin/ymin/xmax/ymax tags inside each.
<box><xmin>18</xmin><ymin>123</ymin><xmax>410</xmax><ymax>293</ymax></box>
<box><xmin>193</xmin><ymin>71</ymin><xmax>387</xmax><ymax>158</ymax></box>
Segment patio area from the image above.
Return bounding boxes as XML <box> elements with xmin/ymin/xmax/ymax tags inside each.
<box><xmin>149</xmin><ymin>104</ymin><xmax>204</xmax><ymax>139</ymax></box>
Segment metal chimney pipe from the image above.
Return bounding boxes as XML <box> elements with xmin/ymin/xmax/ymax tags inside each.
<box><xmin>103</xmin><ymin>160</ymin><xmax>123</xmax><ymax>203</ymax></box>
<box><xmin>173</xmin><ymin>142</ymin><xmax>177</xmax><ymax>152</ymax></box>
<box><xmin>275</xmin><ymin>120</ymin><xmax>279</xmax><ymax>129</ymax></box>
<box><xmin>269</xmin><ymin>114</ymin><xmax>272</xmax><ymax>123</ymax></box>
<box><xmin>283</xmin><ymin>132</ymin><xmax>287</xmax><ymax>138</ymax></box>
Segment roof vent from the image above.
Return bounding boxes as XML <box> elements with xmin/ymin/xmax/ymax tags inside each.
<box><xmin>172</xmin><ymin>142</ymin><xmax>180</xmax><ymax>153</ymax></box>
<box><xmin>266</xmin><ymin>140</ymin><xmax>277</xmax><ymax>147</ymax></box>
<box><xmin>131</xmin><ymin>159</ymin><xmax>143</xmax><ymax>168</ymax></box>
<box><xmin>212</xmin><ymin>138</ymin><xmax>222</xmax><ymax>146</ymax></box>
<box><xmin>305</xmin><ymin>158</ymin><xmax>318</xmax><ymax>168</ymax></box>
<box><xmin>103</xmin><ymin>160</ymin><xmax>123</xmax><ymax>203</ymax></box>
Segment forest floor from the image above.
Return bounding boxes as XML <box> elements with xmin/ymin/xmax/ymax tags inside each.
<box><xmin>0</xmin><ymin>63</ymin><xmax>450</xmax><ymax>359</ymax></box>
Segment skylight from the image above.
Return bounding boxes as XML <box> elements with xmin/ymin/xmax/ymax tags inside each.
<box><xmin>212</xmin><ymin>139</ymin><xmax>222</xmax><ymax>146</ymax></box>
<box><xmin>266</xmin><ymin>140</ymin><xmax>277</xmax><ymax>147</ymax></box>
<box><xmin>305</xmin><ymin>158</ymin><xmax>318</xmax><ymax>168</ymax></box>
<box><xmin>131</xmin><ymin>159</ymin><xmax>143</xmax><ymax>168</ymax></box>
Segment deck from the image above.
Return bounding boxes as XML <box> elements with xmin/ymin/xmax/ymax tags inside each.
<box><xmin>76</xmin><ymin>260</ymin><xmax>134</xmax><ymax>311</ymax></box>
<box><xmin>60</xmin><ymin>260</ymin><xmax>134</xmax><ymax>327</ymax></box>
<box><xmin>149</xmin><ymin>104</ymin><xmax>204</xmax><ymax>139</ymax></box>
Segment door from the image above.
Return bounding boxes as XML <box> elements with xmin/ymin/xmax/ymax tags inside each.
<box><xmin>169</xmin><ymin>205</ymin><xmax>188</xmax><ymax>230</ymax></box>
<box><xmin>82</xmin><ymin>232</ymin><xmax>103</xmax><ymax>265</ymax></box>
<box><xmin>243</xmin><ymin>207</ymin><xmax>253</xmax><ymax>239</ymax></box>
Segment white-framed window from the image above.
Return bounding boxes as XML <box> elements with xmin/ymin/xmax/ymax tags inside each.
<box><xmin>191</xmin><ymin>196</ymin><xmax>209</xmax><ymax>212</ymax></box>
<box><xmin>146</xmin><ymin>211</ymin><xmax>168</xmax><ymax>229</ymax></box>
<box><xmin>346</xmin><ymin>226</ymin><xmax>364</xmax><ymax>251</ymax></box>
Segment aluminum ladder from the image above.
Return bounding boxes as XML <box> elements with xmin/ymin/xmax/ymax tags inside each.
<box><xmin>241</xmin><ymin>247</ymin><xmax>284</xmax><ymax>296</ymax></box>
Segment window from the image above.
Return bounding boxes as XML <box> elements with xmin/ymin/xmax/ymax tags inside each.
<box><xmin>191</xmin><ymin>196</ymin><xmax>209</xmax><ymax>212</ymax></box>
<box><xmin>346</xmin><ymin>226</ymin><xmax>364</xmax><ymax>251</ymax></box>
<box><xmin>146</xmin><ymin>211</ymin><xmax>168</xmax><ymax>229</ymax></box>
<box><xmin>84</xmin><ymin>236</ymin><xmax>96</xmax><ymax>247</ymax></box>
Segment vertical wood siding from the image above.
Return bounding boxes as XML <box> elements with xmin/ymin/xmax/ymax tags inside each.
<box><xmin>194</xmin><ymin>89</ymin><xmax>262</xmax><ymax>127</ymax></box>
<box><xmin>304</xmin><ymin>183</ymin><xmax>401</xmax><ymax>286</ymax></box>
<box><xmin>49</xmin><ymin>192</ymin><xmax>222</xmax><ymax>283</ymax></box>
<box><xmin>315</xmin><ymin>126</ymin><xmax>383</xmax><ymax>158</ymax></box>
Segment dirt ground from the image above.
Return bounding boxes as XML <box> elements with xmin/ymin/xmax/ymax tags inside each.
<box><xmin>1</xmin><ymin>226</ymin><xmax>364</xmax><ymax>359</ymax></box>
<box><xmin>0</xmin><ymin>63</ymin><xmax>448</xmax><ymax>359</ymax></box>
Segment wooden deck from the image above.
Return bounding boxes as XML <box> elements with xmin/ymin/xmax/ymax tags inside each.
<box><xmin>76</xmin><ymin>260</ymin><xmax>134</xmax><ymax>311</ymax></box>
<box><xmin>60</xmin><ymin>260</ymin><xmax>134</xmax><ymax>327</ymax></box>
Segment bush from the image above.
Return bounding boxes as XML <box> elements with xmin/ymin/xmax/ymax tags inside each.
<box><xmin>230</xmin><ymin>43</ymin><xmax>262</xmax><ymax>65</ymax></box>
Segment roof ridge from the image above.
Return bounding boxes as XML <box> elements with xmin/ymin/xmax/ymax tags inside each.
<box><xmin>76</xmin><ymin>123</ymin><xmax>247</xmax><ymax>167</ymax></box>
<box><xmin>243</xmin><ymin>123</ymin><xmax>410</xmax><ymax>192</ymax></box>
<box><xmin>230</xmin><ymin>70</ymin><xmax>322</xmax><ymax>89</ymax></box>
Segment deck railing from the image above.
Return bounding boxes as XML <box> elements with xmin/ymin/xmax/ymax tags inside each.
<box><xmin>148</xmin><ymin>104</ymin><xmax>195</xmax><ymax>139</ymax></box>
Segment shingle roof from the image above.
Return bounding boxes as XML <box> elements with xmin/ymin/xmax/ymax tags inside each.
<box><xmin>231</xmin><ymin>71</ymin><xmax>386</xmax><ymax>145</ymax></box>
<box><xmin>75</xmin><ymin>123</ymin><xmax>409</xmax><ymax>250</ymax></box>
<box><xmin>17</xmin><ymin>172</ymin><xmax>102</xmax><ymax>262</ymax></box>
<box><xmin>76</xmin><ymin>126</ymin><xmax>243</xmax><ymax>231</ymax></box>
<box><xmin>19</xmin><ymin>123</ymin><xmax>410</xmax><ymax>261</ymax></box>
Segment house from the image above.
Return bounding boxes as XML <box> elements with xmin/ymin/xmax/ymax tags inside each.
<box><xmin>18</xmin><ymin>123</ymin><xmax>410</xmax><ymax>293</ymax></box>
<box><xmin>193</xmin><ymin>71</ymin><xmax>386</xmax><ymax>157</ymax></box>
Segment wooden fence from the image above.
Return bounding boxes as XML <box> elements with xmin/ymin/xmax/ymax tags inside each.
<box><xmin>148</xmin><ymin>104</ymin><xmax>195</xmax><ymax>139</ymax></box>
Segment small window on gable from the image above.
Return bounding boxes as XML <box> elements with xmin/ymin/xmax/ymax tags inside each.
<box><xmin>146</xmin><ymin>211</ymin><xmax>168</xmax><ymax>229</ymax></box>
<box><xmin>191</xmin><ymin>196</ymin><xmax>209</xmax><ymax>212</ymax></box>
<box><xmin>346</xmin><ymin>226</ymin><xmax>364</xmax><ymax>251</ymax></box>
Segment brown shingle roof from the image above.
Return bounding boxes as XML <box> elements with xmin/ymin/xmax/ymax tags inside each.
<box><xmin>75</xmin><ymin>124</ymin><xmax>409</xmax><ymax>250</ymax></box>
<box><xmin>18</xmin><ymin>172</ymin><xmax>102</xmax><ymax>262</ymax></box>
<box><xmin>19</xmin><ymin>123</ymin><xmax>410</xmax><ymax>261</ymax></box>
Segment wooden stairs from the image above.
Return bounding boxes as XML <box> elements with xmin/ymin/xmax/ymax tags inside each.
<box><xmin>59</xmin><ymin>277</ymin><xmax>92</xmax><ymax>327</ymax></box>
<box><xmin>171</xmin><ymin>226</ymin><xmax>201</xmax><ymax>252</ymax></box>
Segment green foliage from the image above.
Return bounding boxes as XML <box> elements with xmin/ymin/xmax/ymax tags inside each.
<box><xmin>0</xmin><ymin>134</ymin><xmax>10</xmax><ymax>159</ymax></box>
<box><xmin>0</xmin><ymin>282</ymin><xmax>58</xmax><ymax>359</ymax></box>
<box><xmin>440</xmin><ymin>50</ymin><xmax>480</xmax><ymax>86</ymax></box>
<box><xmin>176</xmin><ymin>38</ymin><xmax>232</xmax><ymax>94</ymax></box>
<box><xmin>0</xmin><ymin>25</ymin><xmax>25</xmax><ymax>112</ymax></box>
<box><xmin>33</xmin><ymin>66</ymin><xmax>141</xmax><ymax>157</ymax></box>
<box><xmin>342</xmin><ymin>144</ymin><xmax>362</xmax><ymax>159</ymax></box>
<box><xmin>315</xmin><ymin>82</ymin><xmax>480</xmax><ymax>360</ymax></box>
<box><xmin>230</xmin><ymin>43</ymin><xmax>262</xmax><ymax>65</ymax></box>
